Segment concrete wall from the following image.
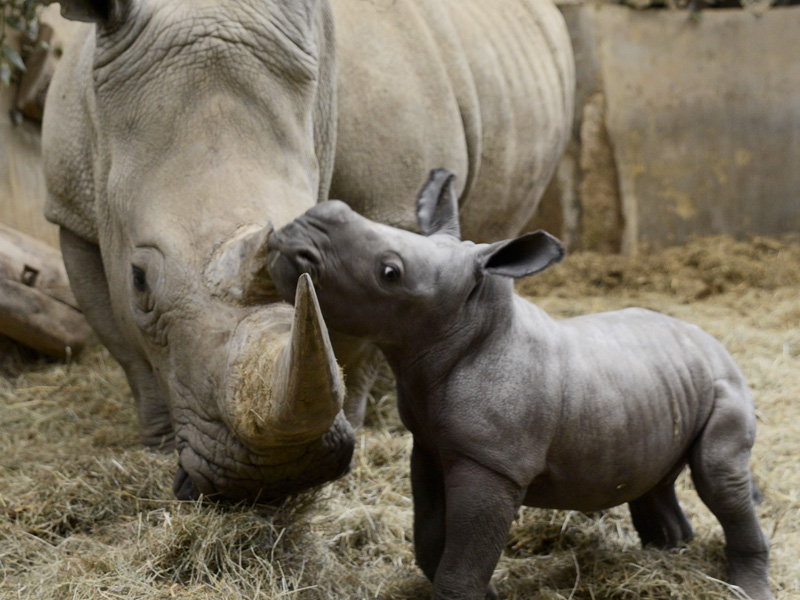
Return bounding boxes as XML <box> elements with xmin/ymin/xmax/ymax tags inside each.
<box><xmin>533</xmin><ymin>2</ymin><xmax>800</xmax><ymax>253</ymax></box>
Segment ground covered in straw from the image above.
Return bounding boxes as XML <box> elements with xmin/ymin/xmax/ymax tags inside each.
<box><xmin>1</xmin><ymin>235</ymin><xmax>798</xmax><ymax>600</ymax></box>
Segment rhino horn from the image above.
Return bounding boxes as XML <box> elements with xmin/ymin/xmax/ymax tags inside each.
<box><xmin>274</xmin><ymin>273</ymin><xmax>345</xmax><ymax>435</ymax></box>
<box><xmin>223</xmin><ymin>273</ymin><xmax>344</xmax><ymax>449</ymax></box>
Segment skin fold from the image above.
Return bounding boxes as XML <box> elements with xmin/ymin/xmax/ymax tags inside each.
<box><xmin>268</xmin><ymin>170</ymin><xmax>774</xmax><ymax>600</ymax></box>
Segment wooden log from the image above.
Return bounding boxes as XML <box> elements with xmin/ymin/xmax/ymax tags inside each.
<box><xmin>0</xmin><ymin>222</ymin><xmax>92</xmax><ymax>358</ymax></box>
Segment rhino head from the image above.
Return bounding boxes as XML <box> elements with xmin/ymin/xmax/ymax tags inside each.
<box><xmin>268</xmin><ymin>169</ymin><xmax>564</xmax><ymax>348</ymax></box>
<box><xmin>43</xmin><ymin>0</ymin><xmax>357</xmax><ymax>501</ymax></box>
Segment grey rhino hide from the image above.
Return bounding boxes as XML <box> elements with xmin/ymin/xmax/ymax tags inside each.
<box><xmin>267</xmin><ymin>171</ymin><xmax>773</xmax><ymax>600</ymax></box>
<box><xmin>42</xmin><ymin>0</ymin><xmax>574</xmax><ymax>502</ymax></box>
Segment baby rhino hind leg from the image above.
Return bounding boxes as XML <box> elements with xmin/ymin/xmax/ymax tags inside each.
<box><xmin>628</xmin><ymin>474</ymin><xmax>695</xmax><ymax>548</ymax></box>
<box><xmin>689</xmin><ymin>379</ymin><xmax>774</xmax><ymax>600</ymax></box>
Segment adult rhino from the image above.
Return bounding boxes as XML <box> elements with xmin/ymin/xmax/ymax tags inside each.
<box><xmin>42</xmin><ymin>0</ymin><xmax>574</xmax><ymax>502</ymax></box>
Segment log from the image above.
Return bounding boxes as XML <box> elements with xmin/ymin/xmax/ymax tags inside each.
<box><xmin>0</xmin><ymin>222</ymin><xmax>92</xmax><ymax>358</ymax></box>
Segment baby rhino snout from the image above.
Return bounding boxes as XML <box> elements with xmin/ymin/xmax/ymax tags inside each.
<box><xmin>267</xmin><ymin>201</ymin><xmax>357</xmax><ymax>301</ymax></box>
<box><xmin>267</xmin><ymin>226</ymin><xmax>322</xmax><ymax>303</ymax></box>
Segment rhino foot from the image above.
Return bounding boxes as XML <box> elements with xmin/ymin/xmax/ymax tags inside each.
<box><xmin>727</xmin><ymin>548</ymin><xmax>774</xmax><ymax>600</ymax></box>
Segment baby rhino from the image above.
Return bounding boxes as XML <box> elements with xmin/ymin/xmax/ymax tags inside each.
<box><xmin>268</xmin><ymin>169</ymin><xmax>773</xmax><ymax>600</ymax></box>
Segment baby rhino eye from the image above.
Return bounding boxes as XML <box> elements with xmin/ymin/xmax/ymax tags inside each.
<box><xmin>380</xmin><ymin>263</ymin><xmax>401</xmax><ymax>283</ymax></box>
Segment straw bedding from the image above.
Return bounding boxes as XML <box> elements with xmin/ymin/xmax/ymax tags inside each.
<box><xmin>1</xmin><ymin>234</ymin><xmax>798</xmax><ymax>599</ymax></box>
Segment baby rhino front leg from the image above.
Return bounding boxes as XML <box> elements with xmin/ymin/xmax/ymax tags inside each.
<box><xmin>429</xmin><ymin>458</ymin><xmax>524</xmax><ymax>600</ymax></box>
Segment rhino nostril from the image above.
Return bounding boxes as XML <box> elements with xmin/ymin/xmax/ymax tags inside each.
<box><xmin>297</xmin><ymin>249</ymin><xmax>319</xmax><ymax>267</ymax></box>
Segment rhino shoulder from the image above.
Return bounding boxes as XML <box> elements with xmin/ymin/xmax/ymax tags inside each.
<box><xmin>42</xmin><ymin>23</ymin><xmax>99</xmax><ymax>244</ymax></box>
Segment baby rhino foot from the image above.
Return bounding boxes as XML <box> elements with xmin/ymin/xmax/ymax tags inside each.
<box><xmin>728</xmin><ymin>548</ymin><xmax>775</xmax><ymax>600</ymax></box>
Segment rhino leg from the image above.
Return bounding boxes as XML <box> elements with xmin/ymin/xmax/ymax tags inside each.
<box><xmin>60</xmin><ymin>228</ymin><xmax>174</xmax><ymax>450</ymax></box>
<box><xmin>410</xmin><ymin>443</ymin><xmax>446</xmax><ymax>583</ymax></box>
<box><xmin>329</xmin><ymin>332</ymin><xmax>382</xmax><ymax>426</ymax></box>
<box><xmin>628</xmin><ymin>475</ymin><xmax>694</xmax><ymax>548</ymax></box>
<box><xmin>688</xmin><ymin>380</ymin><xmax>774</xmax><ymax>600</ymax></box>
<box><xmin>432</xmin><ymin>458</ymin><xmax>523</xmax><ymax>600</ymax></box>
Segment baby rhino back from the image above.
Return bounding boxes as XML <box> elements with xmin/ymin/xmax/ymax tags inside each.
<box><xmin>522</xmin><ymin>306</ymin><xmax>747</xmax><ymax>511</ymax></box>
<box><xmin>561</xmin><ymin>306</ymin><xmax>742</xmax><ymax>418</ymax></box>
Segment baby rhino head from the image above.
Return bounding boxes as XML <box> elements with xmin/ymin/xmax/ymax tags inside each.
<box><xmin>268</xmin><ymin>169</ymin><xmax>565</xmax><ymax>344</ymax></box>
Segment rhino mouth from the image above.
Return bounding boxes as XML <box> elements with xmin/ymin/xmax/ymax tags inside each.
<box><xmin>164</xmin><ymin>247</ymin><xmax>353</xmax><ymax>503</ymax></box>
<box><xmin>171</xmin><ymin>410</ymin><xmax>355</xmax><ymax>503</ymax></box>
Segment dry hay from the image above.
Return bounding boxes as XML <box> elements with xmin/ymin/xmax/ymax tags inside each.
<box><xmin>1</xmin><ymin>234</ymin><xmax>799</xmax><ymax>599</ymax></box>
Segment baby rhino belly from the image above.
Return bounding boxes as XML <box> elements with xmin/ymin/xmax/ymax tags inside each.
<box><xmin>522</xmin><ymin>453</ymin><xmax>686</xmax><ymax>512</ymax></box>
<box><xmin>521</xmin><ymin>382</ymin><xmax>707</xmax><ymax>511</ymax></box>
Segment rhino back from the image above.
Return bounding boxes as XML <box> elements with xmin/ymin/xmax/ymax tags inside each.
<box><xmin>330</xmin><ymin>0</ymin><xmax>574</xmax><ymax>242</ymax></box>
<box><xmin>445</xmin><ymin>0</ymin><xmax>574</xmax><ymax>241</ymax></box>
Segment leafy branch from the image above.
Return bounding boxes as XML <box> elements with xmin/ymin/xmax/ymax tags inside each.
<box><xmin>1</xmin><ymin>0</ymin><xmax>44</xmax><ymax>88</ymax></box>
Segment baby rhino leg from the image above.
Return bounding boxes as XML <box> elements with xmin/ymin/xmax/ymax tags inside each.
<box><xmin>628</xmin><ymin>475</ymin><xmax>694</xmax><ymax>548</ymax></box>
<box><xmin>689</xmin><ymin>380</ymin><xmax>773</xmax><ymax>600</ymax></box>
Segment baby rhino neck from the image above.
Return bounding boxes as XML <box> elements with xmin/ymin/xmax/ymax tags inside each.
<box><xmin>381</xmin><ymin>276</ymin><xmax>525</xmax><ymax>410</ymax></box>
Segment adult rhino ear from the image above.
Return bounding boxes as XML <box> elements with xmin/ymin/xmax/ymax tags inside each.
<box><xmin>54</xmin><ymin>0</ymin><xmax>128</xmax><ymax>23</ymax></box>
<box><xmin>416</xmin><ymin>168</ymin><xmax>461</xmax><ymax>239</ymax></box>
<box><xmin>478</xmin><ymin>230</ymin><xmax>564</xmax><ymax>279</ymax></box>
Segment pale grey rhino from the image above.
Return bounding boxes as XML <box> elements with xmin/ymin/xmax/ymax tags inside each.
<box><xmin>41</xmin><ymin>0</ymin><xmax>574</xmax><ymax>501</ymax></box>
<box><xmin>267</xmin><ymin>169</ymin><xmax>773</xmax><ymax>600</ymax></box>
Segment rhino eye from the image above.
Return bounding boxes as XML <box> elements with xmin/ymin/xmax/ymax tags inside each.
<box><xmin>380</xmin><ymin>263</ymin><xmax>401</xmax><ymax>283</ymax></box>
<box><xmin>132</xmin><ymin>266</ymin><xmax>147</xmax><ymax>292</ymax></box>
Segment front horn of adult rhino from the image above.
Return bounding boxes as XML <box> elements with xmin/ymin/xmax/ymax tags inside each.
<box><xmin>221</xmin><ymin>265</ymin><xmax>345</xmax><ymax>450</ymax></box>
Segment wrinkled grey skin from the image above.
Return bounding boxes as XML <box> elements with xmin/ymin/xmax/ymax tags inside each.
<box><xmin>41</xmin><ymin>0</ymin><xmax>574</xmax><ymax>501</ymax></box>
<box><xmin>268</xmin><ymin>170</ymin><xmax>774</xmax><ymax>600</ymax></box>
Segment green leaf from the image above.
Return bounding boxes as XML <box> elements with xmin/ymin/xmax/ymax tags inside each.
<box><xmin>1</xmin><ymin>45</ymin><xmax>26</xmax><ymax>72</ymax></box>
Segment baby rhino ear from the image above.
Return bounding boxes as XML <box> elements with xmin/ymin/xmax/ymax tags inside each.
<box><xmin>416</xmin><ymin>168</ymin><xmax>461</xmax><ymax>239</ymax></box>
<box><xmin>479</xmin><ymin>230</ymin><xmax>564</xmax><ymax>279</ymax></box>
